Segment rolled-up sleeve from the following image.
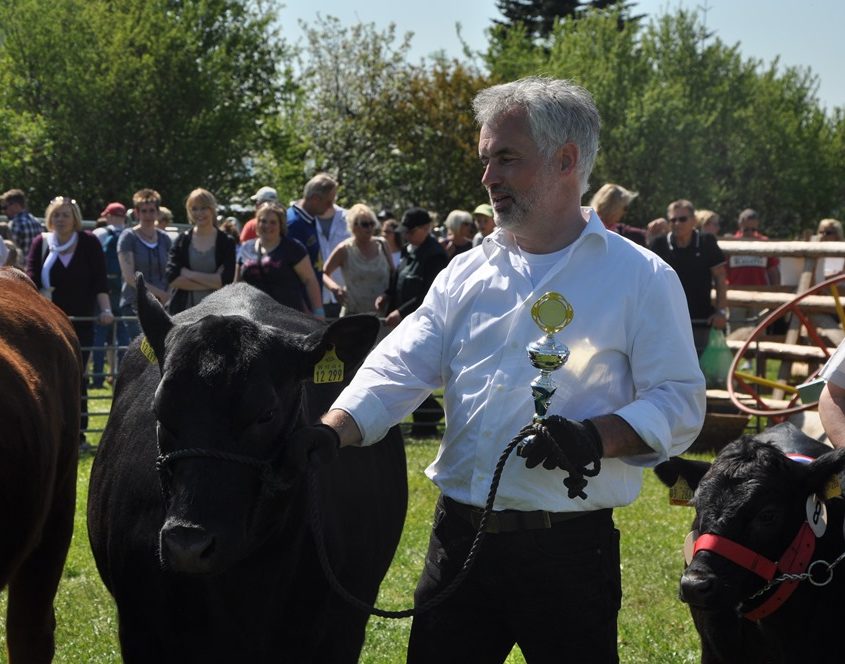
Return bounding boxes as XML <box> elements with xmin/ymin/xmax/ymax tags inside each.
<box><xmin>615</xmin><ymin>262</ymin><xmax>706</xmax><ymax>465</ymax></box>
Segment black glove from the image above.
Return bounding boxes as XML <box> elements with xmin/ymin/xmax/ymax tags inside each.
<box><xmin>519</xmin><ymin>416</ymin><xmax>603</xmax><ymax>499</ymax></box>
<box><xmin>285</xmin><ymin>423</ymin><xmax>341</xmax><ymax>472</ymax></box>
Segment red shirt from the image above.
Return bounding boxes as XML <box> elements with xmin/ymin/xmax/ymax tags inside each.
<box><xmin>726</xmin><ymin>230</ymin><xmax>779</xmax><ymax>286</ymax></box>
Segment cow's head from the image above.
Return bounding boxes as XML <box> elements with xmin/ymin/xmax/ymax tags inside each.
<box><xmin>657</xmin><ymin>435</ymin><xmax>845</xmax><ymax>614</ymax></box>
<box><xmin>135</xmin><ymin>277</ymin><xmax>380</xmax><ymax>575</ymax></box>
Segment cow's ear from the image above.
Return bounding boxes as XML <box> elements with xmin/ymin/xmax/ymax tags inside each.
<box><xmin>303</xmin><ymin>314</ymin><xmax>380</xmax><ymax>373</ymax></box>
<box><xmin>654</xmin><ymin>457</ymin><xmax>711</xmax><ymax>491</ymax></box>
<box><xmin>136</xmin><ymin>273</ymin><xmax>173</xmax><ymax>365</ymax></box>
<box><xmin>803</xmin><ymin>447</ymin><xmax>845</xmax><ymax>494</ymax></box>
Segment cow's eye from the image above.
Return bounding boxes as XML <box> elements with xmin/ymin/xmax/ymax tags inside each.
<box><xmin>257</xmin><ymin>409</ymin><xmax>276</xmax><ymax>425</ymax></box>
<box><xmin>754</xmin><ymin>508</ymin><xmax>779</xmax><ymax>528</ymax></box>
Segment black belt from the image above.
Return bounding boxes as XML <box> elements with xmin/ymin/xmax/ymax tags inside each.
<box><xmin>442</xmin><ymin>496</ymin><xmax>605</xmax><ymax>534</ymax></box>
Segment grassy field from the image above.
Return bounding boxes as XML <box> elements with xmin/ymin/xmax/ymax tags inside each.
<box><xmin>2</xmin><ymin>403</ymin><xmax>704</xmax><ymax>662</ymax></box>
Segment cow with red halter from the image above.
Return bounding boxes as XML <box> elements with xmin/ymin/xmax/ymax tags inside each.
<box><xmin>656</xmin><ymin>422</ymin><xmax>845</xmax><ymax>663</ymax></box>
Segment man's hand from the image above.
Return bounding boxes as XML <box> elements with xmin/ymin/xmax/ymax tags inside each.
<box><xmin>285</xmin><ymin>423</ymin><xmax>340</xmax><ymax>472</ymax></box>
<box><xmin>519</xmin><ymin>416</ymin><xmax>603</xmax><ymax>499</ymax></box>
<box><xmin>522</xmin><ymin>416</ymin><xmax>603</xmax><ymax>470</ymax></box>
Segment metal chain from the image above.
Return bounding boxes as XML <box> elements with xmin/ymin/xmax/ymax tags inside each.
<box><xmin>748</xmin><ymin>549</ymin><xmax>845</xmax><ymax>600</ymax></box>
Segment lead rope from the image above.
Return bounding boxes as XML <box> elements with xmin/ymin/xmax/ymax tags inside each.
<box><xmin>306</xmin><ymin>431</ymin><xmax>527</xmax><ymax>618</ymax></box>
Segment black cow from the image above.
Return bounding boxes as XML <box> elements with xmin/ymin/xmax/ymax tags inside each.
<box><xmin>87</xmin><ymin>280</ymin><xmax>408</xmax><ymax>663</ymax></box>
<box><xmin>656</xmin><ymin>422</ymin><xmax>845</xmax><ymax>663</ymax></box>
<box><xmin>1</xmin><ymin>268</ymin><xmax>80</xmax><ymax>663</ymax></box>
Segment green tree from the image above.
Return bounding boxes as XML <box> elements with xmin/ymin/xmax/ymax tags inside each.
<box><xmin>483</xmin><ymin>6</ymin><xmax>843</xmax><ymax>237</ymax></box>
<box><xmin>0</xmin><ymin>0</ymin><xmax>287</xmax><ymax>220</ymax></box>
<box><xmin>292</xmin><ymin>16</ymin><xmax>489</xmax><ymax>215</ymax></box>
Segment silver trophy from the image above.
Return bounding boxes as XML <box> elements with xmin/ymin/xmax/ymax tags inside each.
<box><xmin>517</xmin><ymin>292</ymin><xmax>574</xmax><ymax>457</ymax></box>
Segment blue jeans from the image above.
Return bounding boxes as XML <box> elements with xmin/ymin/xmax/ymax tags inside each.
<box><xmin>407</xmin><ymin>496</ymin><xmax>621</xmax><ymax>663</ymax></box>
<box><xmin>91</xmin><ymin>309</ymin><xmax>132</xmax><ymax>385</ymax></box>
<box><xmin>119</xmin><ymin>303</ymin><xmax>142</xmax><ymax>343</ymax></box>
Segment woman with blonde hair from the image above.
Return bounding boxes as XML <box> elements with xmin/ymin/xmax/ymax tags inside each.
<box><xmin>26</xmin><ymin>196</ymin><xmax>113</xmax><ymax>441</ymax></box>
<box><xmin>165</xmin><ymin>188</ymin><xmax>236</xmax><ymax>314</ymax></box>
<box><xmin>589</xmin><ymin>183</ymin><xmax>644</xmax><ymax>245</ymax></box>
<box><xmin>236</xmin><ymin>201</ymin><xmax>323</xmax><ymax>317</ymax></box>
<box><xmin>696</xmin><ymin>209</ymin><xmax>721</xmax><ymax>236</ymax></box>
<box><xmin>323</xmin><ymin>203</ymin><xmax>394</xmax><ymax>315</ymax></box>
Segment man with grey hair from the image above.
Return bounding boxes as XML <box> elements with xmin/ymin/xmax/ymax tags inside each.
<box><xmin>291</xmin><ymin>77</ymin><xmax>704</xmax><ymax>661</ymax></box>
<box><xmin>286</xmin><ymin>173</ymin><xmax>344</xmax><ymax>317</ymax></box>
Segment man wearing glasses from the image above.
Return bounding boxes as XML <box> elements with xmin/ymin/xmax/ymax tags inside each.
<box><xmin>650</xmin><ymin>199</ymin><xmax>727</xmax><ymax>355</ymax></box>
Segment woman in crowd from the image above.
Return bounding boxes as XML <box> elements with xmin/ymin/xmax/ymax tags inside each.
<box><xmin>165</xmin><ymin>188</ymin><xmax>236</xmax><ymax>314</ymax></box>
<box><xmin>590</xmin><ymin>182</ymin><xmax>646</xmax><ymax>246</ymax></box>
<box><xmin>235</xmin><ymin>201</ymin><xmax>323</xmax><ymax>317</ymax></box>
<box><xmin>323</xmin><ymin>203</ymin><xmax>394</xmax><ymax>316</ymax></box>
<box><xmin>439</xmin><ymin>209</ymin><xmax>475</xmax><ymax>260</ymax></box>
<box><xmin>26</xmin><ymin>196</ymin><xmax>113</xmax><ymax>442</ymax></box>
<box><xmin>814</xmin><ymin>218</ymin><xmax>845</xmax><ymax>284</ymax></box>
<box><xmin>381</xmin><ymin>218</ymin><xmax>403</xmax><ymax>267</ymax></box>
<box><xmin>118</xmin><ymin>189</ymin><xmax>173</xmax><ymax>339</ymax></box>
<box><xmin>696</xmin><ymin>209</ymin><xmax>722</xmax><ymax>236</ymax></box>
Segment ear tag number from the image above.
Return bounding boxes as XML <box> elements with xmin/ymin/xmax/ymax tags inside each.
<box><xmin>140</xmin><ymin>337</ymin><xmax>158</xmax><ymax>364</ymax></box>
<box><xmin>314</xmin><ymin>346</ymin><xmax>344</xmax><ymax>384</ymax></box>
<box><xmin>669</xmin><ymin>477</ymin><xmax>694</xmax><ymax>506</ymax></box>
<box><xmin>683</xmin><ymin>530</ymin><xmax>698</xmax><ymax>565</ymax></box>
<box><xmin>805</xmin><ymin>494</ymin><xmax>827</xmax><ymax>538</ymax></box>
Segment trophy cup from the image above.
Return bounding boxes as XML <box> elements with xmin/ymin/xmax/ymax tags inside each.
<box><xmin>516</xmin><ymin>291</ymin><xmax>574</xmax><ymax>457</ymax></box>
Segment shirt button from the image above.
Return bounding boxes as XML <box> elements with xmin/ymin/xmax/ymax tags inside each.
<box><xmin>496</xmin><ymin>385</ymin><xmax>504</xmax><ymax>391</ymax></box>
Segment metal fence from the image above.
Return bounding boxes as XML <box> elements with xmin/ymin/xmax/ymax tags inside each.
<box><xmin>70</xmin><ymin>313</ymin><xmax>446</xmax><ymax>439</ymax></box>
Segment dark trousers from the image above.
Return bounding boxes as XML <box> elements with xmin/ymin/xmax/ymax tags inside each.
<box><xmin>407</xmin><ymin>496</ymin><xmax>621</xmax><ymax>663</ymax></box>
<box><xmin>410</xmin><ymin>394</ymin><xmax>444</xmax><ymax>437</ymax></box>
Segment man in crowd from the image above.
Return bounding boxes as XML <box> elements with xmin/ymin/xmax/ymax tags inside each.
<box><xmin>471</xmin><ymin>202</ymin><xmax>495</xmax><ymax>246</ymax></box>
<box><xmin>650</xmin><ymin>199</ymin><xmax>728</xmax><ymax>355</ymax></box>
<box><xmin>312</xmin><ymin>179</ymin><xmax>350</xmax><ymax>318</ymax></box>
<box><xmin>726</xmin><ymin>208</ymin><xmax>780</xmax><ymax>336</ymax></box>
<box><xmin>2</xmin><ymin>188</ymin><xmax>44</xmax><ymax>264</ymax></box>
<box><xmin>91</xmin><ymin>202</ymin><xmax>130</xmax><ymax>387</ymax></box>
<box><xmin>286</xmin><ymin>173</ymin><xmax>343</xmax><ymax>317</ymax></box>
<box><xmin>293</xmin><ymin>77</ymin><xmax>705</xmax><ymax>662</ymax></box>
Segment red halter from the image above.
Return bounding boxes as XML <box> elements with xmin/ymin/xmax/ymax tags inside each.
<box><xmin>691</xmin><ymin>521</ymin><xmax>816</xmax><ymax>621</ymax></box>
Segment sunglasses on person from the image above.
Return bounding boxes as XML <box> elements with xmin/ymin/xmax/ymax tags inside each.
<box><xmin>822</xmin><ymin>229</ymin><xmax>839</xmax><ymax>237</ymax></box>
<box><xmin>51</xmin><ymin>196</ymin><xmax>77</xmax><ymax>206</ymax></box>
<box><xmin>668</xmin><ymin>215</ymin><xmax>690</xmax><ymax>223</ymax></box>
<box><xmin>355</xmin><ymin>221</ymin><xmax>375</xmax><ymax>229</ymax></box>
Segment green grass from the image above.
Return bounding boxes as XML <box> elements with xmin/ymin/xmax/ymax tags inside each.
<box><xmin>2</xmin><ymin>412</ymin><xmax>703</xmax><ymax>662</ymax></box>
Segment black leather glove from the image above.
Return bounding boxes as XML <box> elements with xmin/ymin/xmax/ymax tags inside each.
<box><xmin>285</xmin><ymin>423</ymin><xmax>340</xmax><ymax>472</ymax></box>
<box><xmin>519</xmin><ymin>416</ymin><xmax>603</xmax><ymax>499</ymax></box>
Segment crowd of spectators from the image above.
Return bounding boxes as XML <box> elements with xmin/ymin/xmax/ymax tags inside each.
<box><xmin>2</xmin><ymin>182</ymin><xmax>843</xmax><ymax>398</ymax></box>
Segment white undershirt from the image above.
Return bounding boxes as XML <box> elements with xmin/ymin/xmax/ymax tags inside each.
<box><xmin>517</xmin><ymin>244</ymin><xmax>574</xmax><ymax>287</ymax></box>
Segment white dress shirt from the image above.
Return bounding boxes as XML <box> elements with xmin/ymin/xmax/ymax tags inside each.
<box><xmin>333</xmin><ymin>209</ymin><xmax>706</xmax><ymax>512</ymax></box>
<box><xmin>318</xmin><ymin>205</ymin><xmax>350</xmax><ymax>304</ymax></box>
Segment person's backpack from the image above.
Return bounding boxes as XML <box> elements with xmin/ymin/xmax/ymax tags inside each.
<box><xmin>102</xmin><ymin>227</ymin><xmax>123</xmax><ymax>294</ymax></box>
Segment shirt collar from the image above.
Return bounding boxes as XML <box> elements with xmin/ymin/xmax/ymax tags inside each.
<box><xmin>481</xmin><ymin>207</ymin><xmax>607</xmax><ymax>260</ymax></box>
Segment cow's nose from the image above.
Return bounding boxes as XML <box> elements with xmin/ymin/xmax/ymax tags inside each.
<box><xmin>680</xmin><ymin>569</ymin><xmax>715</xmax><ymax>606</ymax></box>
<box><xmin>160</xmin><ymin>523</ymin><xmax>217</xmax><ymax>574</ymax></box>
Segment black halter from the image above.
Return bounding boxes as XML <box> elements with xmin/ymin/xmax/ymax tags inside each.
<box><xmin>155</xmin><ymin>386</ymin><xmax>306</xmax><ymax>499</ymax></box>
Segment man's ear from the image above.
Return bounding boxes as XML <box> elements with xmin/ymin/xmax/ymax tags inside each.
<box><xmin>559</xmin><ymin>143</ymin><xmax>579</xmax><ymax>176</ymax></box>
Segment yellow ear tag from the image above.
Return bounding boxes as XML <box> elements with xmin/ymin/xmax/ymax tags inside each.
<box><xmin>313</xmin><ymin>346</ymin><xmax>344</xmax><ymax>384</ymax></box>
<box><xmin>140</xmin><ymin>336</ymin><xmax>158</xmax><ymax>364</ymax></box>
<box><xmin>823</xmin><ymin>475</ymin><xmax>842</xmax><ymax>500</ymax></box>
<box><xmin>669</xmin><ymin>476</ymin><xmax>694</xmax><ymax>506</ymax></box>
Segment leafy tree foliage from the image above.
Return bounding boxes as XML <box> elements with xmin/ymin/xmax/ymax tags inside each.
<box><xmin>289</xmin><ymin>16</ymin><xmax>489</xmax><ymax>216</ymax></box>
<box><xmin>484</xmin><ymin>6</ymin><xmax>845</xmax><ymax>236</ymax></box>
<box><xmin>0</xmin><ymin>0</ymin><xmax>286</xmax><ymax>220</ymax></box>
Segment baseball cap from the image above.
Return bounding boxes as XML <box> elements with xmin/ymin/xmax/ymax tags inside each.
<box><xmin>251</xmin><ymin>186</ymin><xmax>278</xmax><ymax>204</ymax></box>
<box><xmin>473</xmin><ymin>203</ymin><xmax>493</xmax><ymax>218</ymax></box>
<box><xmin>101</xmin><ymin>202</ymin><xmax>126</xmax><ymax>217</ymax></box>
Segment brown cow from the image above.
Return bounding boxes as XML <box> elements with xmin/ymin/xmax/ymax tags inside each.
<box><xmin>0</xmin><ymin>267</ymin><xmax>80</xmax><ymax>662</ymax></box>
